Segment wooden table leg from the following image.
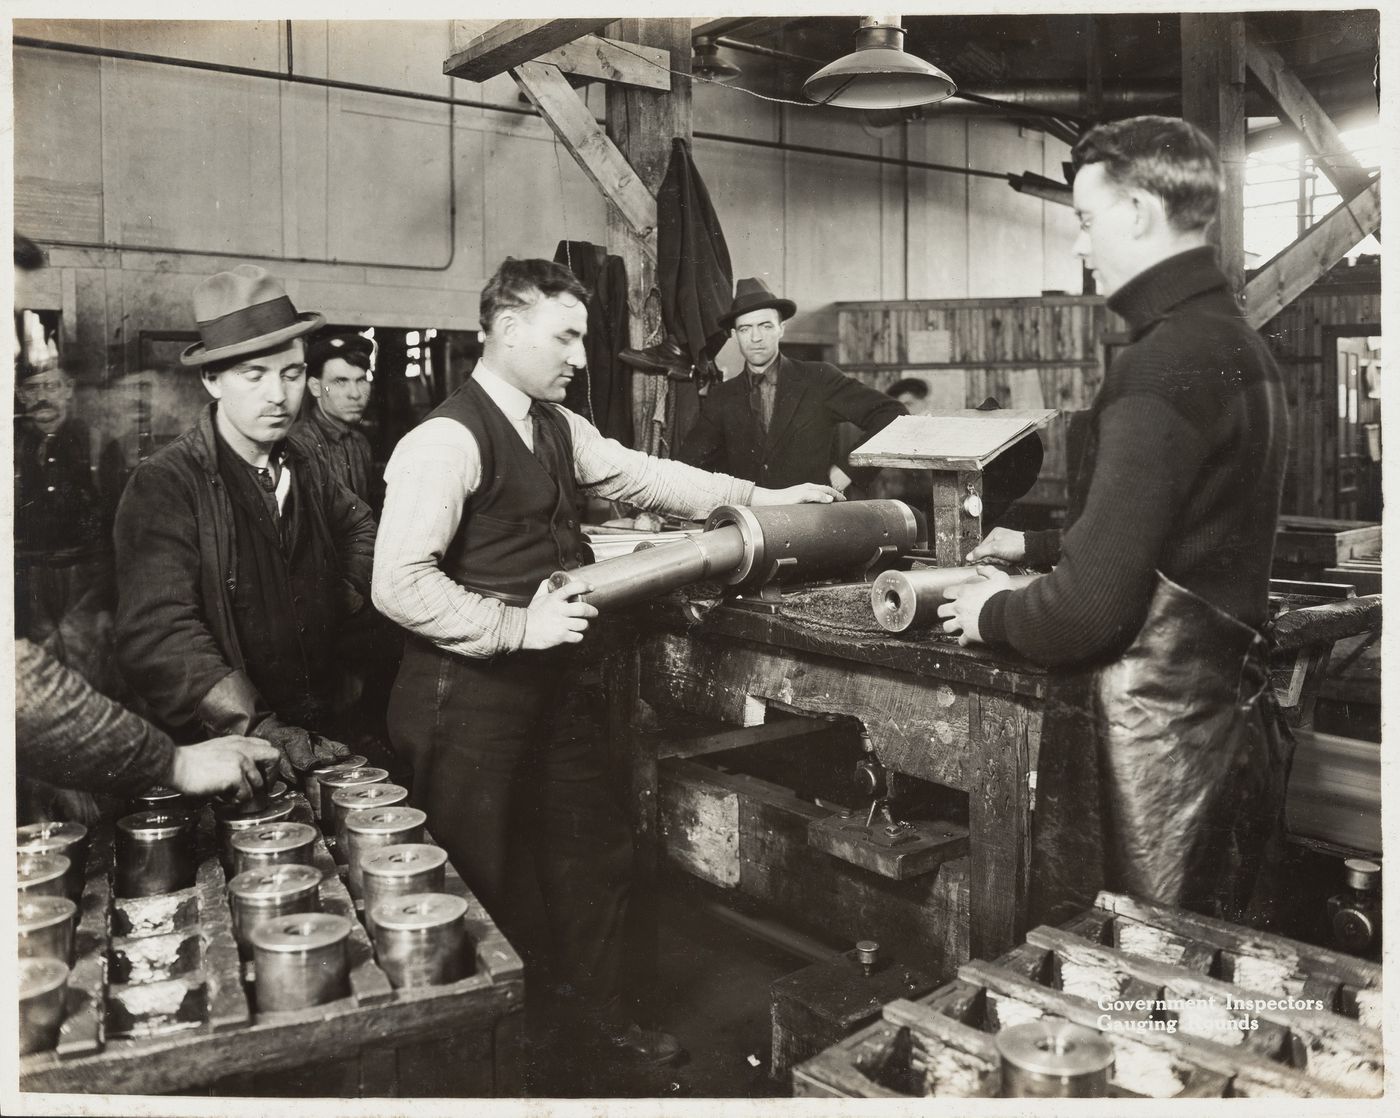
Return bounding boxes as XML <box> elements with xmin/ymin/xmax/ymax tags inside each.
<box><xmin>967</xmin><ymin>693</ymin><xmax>1034</xmax><ymax>961</ymax></box>
<box><xmin>604</xmin><ymin>625</ymin><xmax>658</xmax><ymax>995</ymax></box>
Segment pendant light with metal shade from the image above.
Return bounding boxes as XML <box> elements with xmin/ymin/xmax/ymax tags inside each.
<box><xmin>803</xmin><ymin>17</ymin><xmax>956</xmax><ymax>109</ymax></box>
<box><xmin>692</xmin><ymin>35</ymin><xmax>742</xmax><ymax>83</ymax></box>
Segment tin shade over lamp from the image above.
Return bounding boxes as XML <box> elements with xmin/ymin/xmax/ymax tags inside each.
<box><xmin>692</xmin><ymin>36</ymin><xmax>741</xmax><ymax>82</ymax></box>
<box><xmin>803</xmin><ymin>17</ymin><xmax>955</xmax><ymax>109</ymax></box>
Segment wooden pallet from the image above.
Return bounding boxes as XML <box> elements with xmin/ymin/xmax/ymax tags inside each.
<box><xmin>19</xmin><ymin>793</ymin><xmax>524</xmax><ymax>1097</ymax></box>
<box><xmin>793</xmin><ymin>892</ymin><xmax>1382</xmax><ymax>1099</ymax></box>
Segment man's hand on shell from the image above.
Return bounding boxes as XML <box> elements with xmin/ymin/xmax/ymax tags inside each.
<box><xmin>523</xmin><ymin>576</ymin><xmax>598</xmax><ymax>650</ymax></box>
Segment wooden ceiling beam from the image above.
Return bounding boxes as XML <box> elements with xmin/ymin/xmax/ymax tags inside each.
<box><xmin>691</xmin><ymin>17</ymin><xmax>796</xmax><ymax>41</ymax></box>
<box><xmin>445</xmin><ymin>19</ymin><xmax>614</xmax><ymax>82</ymax></box>
<box><xmin>509</xmin><ymin>60</ymin><xmax>658</xmax><ymax>242</ymax></box>
<box><xmin>536</xmin><ymin>35</ymin><xmax>671</xmax><ymax>92</ymax></box>
<box><xmin>1243</xmin><ymin>179</ymin><xmax>1380</xmax><ymax>329</ymax></box>
<box><xmin>1245</xmin><ymin>29</ymin><xmax>1376</xmax><ymax>245</ymax></box>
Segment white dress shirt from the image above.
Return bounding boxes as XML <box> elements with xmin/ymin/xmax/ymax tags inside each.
<box><xmin>372</xmin><ymin>362</ymin><xmax>756</xmax><ymax>659</ymax></box>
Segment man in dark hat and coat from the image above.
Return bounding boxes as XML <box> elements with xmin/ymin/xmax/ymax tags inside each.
<box><xmin>113</xmin><ymin>265</ymin><xmax>364</xmax><ymax>782</ymax></box>
<box><xmin>678</xmin><ymin>277</ymin><xmax>905</xmax><ymax>490</ymax></box>
<box><xmin>289</xmin><ymin>331</ymin><xmax>379</xmax><ymax>510</ymax></box>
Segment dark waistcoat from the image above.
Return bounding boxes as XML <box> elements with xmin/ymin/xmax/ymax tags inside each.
<box><xmin>430</xmin><ymin>378</ymin><xmax>587</xmax><ymax>606</ymax></box>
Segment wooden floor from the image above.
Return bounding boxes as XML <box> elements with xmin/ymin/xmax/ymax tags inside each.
<box><xmin>520</xmin><ymin>882</ymin><xmax>798</xmax><ymax>1098</ymax></box>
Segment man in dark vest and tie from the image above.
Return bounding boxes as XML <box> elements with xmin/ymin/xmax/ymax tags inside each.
<box><xmin>373</xmin><ymin>257</ymin><xmax>841</xmax><ymax>1072</ymax></box>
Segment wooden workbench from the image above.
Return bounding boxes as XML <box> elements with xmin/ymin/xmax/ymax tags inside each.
<box><xmin>604</xmin><ymin>597</ymin><xmax>1049</xmax><ymax>971</ymax></box>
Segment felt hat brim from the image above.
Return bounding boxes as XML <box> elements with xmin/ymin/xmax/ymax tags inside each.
<box><xmin>180</xmin><ymin>312</ymin><xmax>325</xmax><ymax>368</ymax></box>
<box><xmin>720</xmin><ymin>297</ymin><xmax>797</xmax><ymax>331</ymax></box>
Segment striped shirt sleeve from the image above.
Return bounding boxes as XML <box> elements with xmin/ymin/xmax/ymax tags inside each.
<box><xmin>371</xmin><ymin>418</ymin><xmax>528</xmax><ymax>659</ymax></box>
<box><xmin>560</xmin><ymin>407</ymin><xmax>754</xmax><ymax>516</ymax></box>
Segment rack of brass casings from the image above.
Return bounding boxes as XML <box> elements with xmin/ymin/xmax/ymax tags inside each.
<box><xmin>548</xmin><ymin>499</ymin><xmax>921</xmax><ymax>610</ymax></box>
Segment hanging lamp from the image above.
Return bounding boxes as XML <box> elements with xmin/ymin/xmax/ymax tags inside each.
<box><xmin>692</xmin><ymin>35</ymin><xmax>741</xmax><ymax>83</ymax></box>
<box><xmin>803</xmin><ymin>17</ymin><xmax>956</xmax><ymax>109</ymax></box>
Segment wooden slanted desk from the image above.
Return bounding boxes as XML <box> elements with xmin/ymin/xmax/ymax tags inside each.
<box><xmin>604</xmin><ymin>597</ymin><xmax>1049</xmax><ymax>971</ymax></box>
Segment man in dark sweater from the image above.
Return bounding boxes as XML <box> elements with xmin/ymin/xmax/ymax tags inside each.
<box><xmin>940</xmin><ymin>117</ymin><xmax>1291</xmax><ymax>924</ymax></box>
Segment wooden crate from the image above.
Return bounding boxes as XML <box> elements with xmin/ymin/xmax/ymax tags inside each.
<box><xmin>793</xmin><ymin>891</ymin><xmax>1383</xmax><ymax>1099</ymax></box>
<box><xmin>1274</xmin><ymin>516</ymin><xmax>1381</xmax><ymax>569</ymax></box>
<box><xmin>18</xmin><ymin>793</ymin><xmax>524</xmax><ymax>1097</ymax></box>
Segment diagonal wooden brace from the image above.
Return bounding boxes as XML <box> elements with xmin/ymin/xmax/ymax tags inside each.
<box><xmin>510</xmin><ymin>59</ymin><xmax>659</xmax><ymax>243</ymax></box>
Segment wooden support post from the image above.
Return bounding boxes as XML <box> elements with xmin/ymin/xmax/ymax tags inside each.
<box><xmin>1181</xmin><ymin>14</ymin><xmax>1247</xmax><ymax>295</ymax></box>
<box><xmin>604</xmin><ymin>19</ymin><xmax>694</xmax><ymax>458</ymax></box>
<box><xmin>1243</xmin><ymin>180</ymin><xmax>1381</xmax><ymax>329</ymax></box>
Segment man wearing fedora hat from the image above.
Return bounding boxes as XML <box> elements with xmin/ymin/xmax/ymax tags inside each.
<box><xmin>113</xmin><ymin>265</ymin><xmax>370</xmax><ymax>782</ymax></box>
<box><xmin>678</xmin><ymin>277</ymin><xmax>905</xmax><ymax>492</ymax></box>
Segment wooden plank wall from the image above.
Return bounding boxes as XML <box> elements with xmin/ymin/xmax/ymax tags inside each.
<box><xmin>838</xmin><ymin>285</ymin><xmax>1382</xmax><ymax>518</ymax></box>
<box><xmin>1258</xmin><ymin>285</ymin><xmax>1382</xmax><ymax>519</ymax></box>
<box><xmin>836</xmin><ymin>297</ymin><xmax>1119</xmax><ymax>508</ymax></box>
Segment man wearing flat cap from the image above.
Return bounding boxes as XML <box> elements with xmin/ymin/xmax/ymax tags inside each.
<box><xmin>113</xmin><ymin>266</ymin><xmax>367</xmax><ymax>782</ymax></box>
<box><xmin>678</xmin><ymin>277</ymin><xmax>905</xmax><ymax>491</ymax></box>
<box><xmin>289</xmin><ymin>331</ymin><xmax>379</xmax><ymax>511</ymax></box>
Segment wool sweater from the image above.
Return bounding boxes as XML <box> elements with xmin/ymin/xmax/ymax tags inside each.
<box><xmin>979</xmin><ymin>246</ymin><xmax>1288</xmax><ymax>668</ymax></box>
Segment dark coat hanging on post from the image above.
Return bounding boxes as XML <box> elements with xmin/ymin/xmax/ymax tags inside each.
<box><xmin>657</xmin><ymin>137</ymin><xmax>734</xmax><ymax>375</ymax></box>
<box><xmin>553</xmin><ymin>240</ymin><xmax>632</xmax><ymax>447</ymax></box>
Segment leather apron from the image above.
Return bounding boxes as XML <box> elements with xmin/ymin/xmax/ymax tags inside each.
<box><xmin>1028</xmin><ymin>572</ymin><xmax>1293</xmax><ymax>928</ymax></box>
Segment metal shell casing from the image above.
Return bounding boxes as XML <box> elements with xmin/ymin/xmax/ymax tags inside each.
<box><xmin>17</xmin><ymin>821</ymin><xmax>89</xmax><ymax>903</ymax></box>
<box><xmin>369</xmin><ymin>892</ymin><xmax>471</xmax><ymax>988</ymax></box>
<box><xmin>996</xmin><ymin>1020</ymin><xmax>1114</xmax><ymax>1097</ymax></box>
<box><xmin>360</xmin><ymin>844</ymin><xmax>447</xmax><ymax>937</ymax></box>
<box><xmin>17</xmin><ymin>852</ymin><xmax>71</xmax><ymax>899</ymax></box>
<box><xmin>18</xmin><ymin>895</ymin><xmax>78</xmax><ymax>965</ymax></box>
<box><xmin>548</xmin><ymin>525</ymin><xmax>746</xmax><ymax>609</ymax></box>
<box><xmin>316</xmin><ymin>766</ymin><xmax>388</xmax><ymax>827</ymax></box>
<box><xmin>344</xmin><ymin>805</ymin><xmax>427</xmax><ymax>900</ymax></box>
<box><xmin>230</xmin><ymin>821</ymin><xmax>319</xmax><ymax>877</ymax></box>
<box><xmin>250</xmin><ymin>912</ymin><xmax>351</xmax><ymax>1012</ymax></box>
<box><xmin>330</xmin><ymin>782</ymin><xmax>407</xmax><ymax>865</ymax></box>
<box><xmin>304</xmin><ymin>755</ymin><xmax>367</xmax><ymax>820</ymax></box>
<box><xmin>215</xmin><ymin>799</ymin><xmax>295</xmax><ymax>875</ymax></box>
<box><xmin>705</xmin><ymin>500</ymin><xmax>919</xmax><ymax>589</ymax></box>
<box><xmin>19</xmin><ymin>956</ymin><xmax>69</xmax><ymax>1055</ymax></box>
<box><xmin>228</xmin><ymin>863</ymin><xmax>322</xmax><ymax>957</ymax></box>
<box><xmin>115</xmin><ymin>811</ymin><xmax>199</xmax><ymax>898</ymax></box>
<box><xmin>870</xmin><ymin>566</ymin><xmax>983</xmax><ymax>632</ymax></box>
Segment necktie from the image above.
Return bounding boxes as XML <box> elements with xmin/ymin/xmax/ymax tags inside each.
<box><xmin>529</xmin><ymin>402</ymin><xmax>559</xmax><ymax>479</ymax></box>
<box><xmin>750</xmin><ymin>369</ymin><xmax>770</xmax><ymax>433</ymax></box>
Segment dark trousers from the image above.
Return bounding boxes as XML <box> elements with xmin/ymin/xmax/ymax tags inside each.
<box><xmin>387</xmin><ymin>637</ymin><xmax>633</xmax><ymax>1011</ymax></box>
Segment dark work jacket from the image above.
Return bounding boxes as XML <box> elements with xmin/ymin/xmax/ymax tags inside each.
<box><xmin>288</xmin><ymin>402</ymin><xmax>378</xmax><ymax>512</ymax></box>
<box><xmin>429</xmin><ymin>378</ymin><xmax>588</xmax><ymax>606</ymax></box>
<box><xmin>678</xmin><ymin>354</ymin><xmax>905</xmax><ymax>489</ymax></box>
<box><xmin>14</xmin><ymin>417</ymin><xmax>106</xmax><ymax>559</ymax></box>
<box><xmin>113</xmin><ymin>404</ymin><xmax>377</xmax><ymax>737</ymax></box>
<box><xmin>554</xmin><ymin>240</ymin><xmax>632</xmax><ymax>447</ymax></box>
<box><xmin>657</xmin><ymin>138</ymin><xmax>734</xmax><ymax>370</ymax></box>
